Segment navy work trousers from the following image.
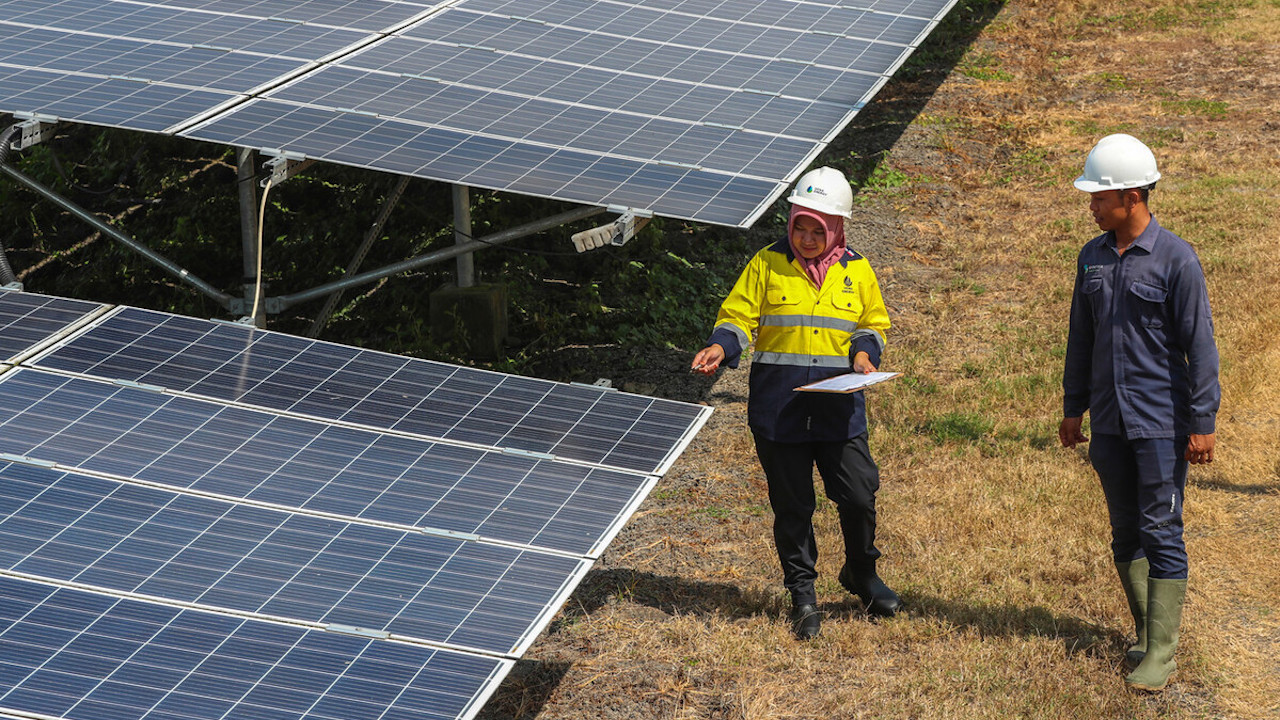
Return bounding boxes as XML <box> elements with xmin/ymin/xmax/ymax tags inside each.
<box><xmin>1088</xmin><ymin>433</ymin><xmax>1190</xmax><ymax>579</ymax></box>
<box><xmin>753</xmin><ymin>432</ymin><xmax>881</xmax><ymax>606</ymax></box>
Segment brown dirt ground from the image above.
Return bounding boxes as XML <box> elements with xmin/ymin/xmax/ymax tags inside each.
<box><xmin>479</xmin><ymin>1</ymin><xmax>1280</xmax><ymax>718</ymax></box>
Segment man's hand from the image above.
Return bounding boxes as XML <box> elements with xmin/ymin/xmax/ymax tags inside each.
<box><xmin>1186</xmin><ymin>433</ymin><xmax>1215</xmax><ymax>464</ymax></box>
<box><xmin>691</xmin><ymin>344</ymin><xmax>725</xmax><ymax>376</ymax></box>
<box><xmin>852</xmin><ymin>351</ymin><xmax>877</xmax><ymax>374</ymax></box>
<box><xmin>1059</xmin><ymin>416</ymin><xmax>1088</xmax><ymax>448</ymax></box>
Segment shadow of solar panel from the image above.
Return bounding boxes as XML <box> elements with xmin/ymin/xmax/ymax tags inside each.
<box><xmin>0</xmin><ymin>290</ymin><xmax>104</xmax><ymax>363</ymax></box>
<box><xmin>0</xmin><ymin>462</ymin><xmax>584</xmax><ymax>656</ymax></box>
<box><xmin>28</xmin><ymin>306</ymin><xmax>710</xmax><ymax>476</ymax></box>
<box><xmin>0</xmin><ymin>369</ymin><xmax>655</xmax><ymax>558</ymax></box>
<box><xmin>0</xmin><ymin>576</ymin><xmax>510</xmax><ymax>720</ymax></box>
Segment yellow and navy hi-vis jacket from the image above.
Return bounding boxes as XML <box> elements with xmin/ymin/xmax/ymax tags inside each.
<box><xmin>706</xmin><ymin>239</ymin><xmax>890</xmax><ymax>442</ymax></box>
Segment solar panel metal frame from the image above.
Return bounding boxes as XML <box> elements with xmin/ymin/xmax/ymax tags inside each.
<box><xmin>25</xmin><ymin>304</ymin><xmax>714</xmax><ymax>478</ymax></box>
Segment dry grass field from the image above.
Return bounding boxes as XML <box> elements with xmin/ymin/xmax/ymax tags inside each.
<box><xmin>476</xmin><ymin>0</ymin><xmax>1280</xmax><ymax>718</ymax></box>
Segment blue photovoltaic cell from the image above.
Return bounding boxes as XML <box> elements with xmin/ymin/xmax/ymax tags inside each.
<box><xmin>0</xmin><ymin>0</ymin><xmax>374</xmax><ymax>135</ymax></box>
<box><xmin>30</xmin><ymin>306</ymin><xmax>710</xmax><ymax>476</ymax></box>
<box><xmin>0</xmin><ymin>66</ymin><xmax>238</xmax><ymax>133</ymax></box>
<box><xmin>147</xmin><ymin>0</ymin><xmax>441</xmax><ymax>33</ymax></box>
<box><xmin>0</xmin><ymin>24</ymin><xmax>309</xmax><ymax>93</ymax></box>
<box><xmin>0</xmin><ymin>0</ymin><xmax>375</xmax><ymax>59</ymax></box>
<box><xmin>0</xmin><ymin>369</ymin><xmax>653</xmax><ymax>558</ymax></box>
<box><xmin>0</xmin><ymin>461</ymin><xmax>584</xmax><ymax>655</ymax></box>
<box><xmin>0</xmin><ymin>576</ymin><xmax>509</xmax><ymax>720</ymax></box>
<box><xmin>0</xmin><ymin>289</ymin><xmax>103</xmax><ymax>363</ymax></box>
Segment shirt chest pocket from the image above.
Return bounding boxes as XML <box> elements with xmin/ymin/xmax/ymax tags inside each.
<box><xmin>1129</xmin><ymin>281</ymin><xmax>1167</xmax><ymax>329</ymax></box>
<box><xmin>765</xmin><ymin>288</ymin><xmax>804</xmax><ymax>313</ymax></box>
<box><xmin>1082</xmin><ymin>274</ymin><xmax>1105</xmax><ymax>321</ymax></box>
<box><xmin>827</xmin><ymin>292</ymin><xmax>863</xmax><ymax>321</ymax></box>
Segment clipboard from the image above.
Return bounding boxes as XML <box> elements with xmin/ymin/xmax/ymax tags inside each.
<box><xmin>795</xmin><ymin>371</ymin><xmax>902</xmax><ymax>393</ymax></box>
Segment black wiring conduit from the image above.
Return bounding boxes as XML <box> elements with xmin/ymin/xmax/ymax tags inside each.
<box><xmin>0</xmin><ymin>124</ymin><xmax>20</xmax><ymax>286</ymax></box>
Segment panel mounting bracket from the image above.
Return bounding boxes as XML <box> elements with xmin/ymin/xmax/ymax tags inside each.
<box><xmin>260</xmin><ymin>150</ymin><xmax>313</xmax><ymax>187</ymax></box>
<box><xmin>570</xmin><ymin>207</ymin><xmax>652</xmax><ymax>252</ymax></box>
<box><xmin>9</xmin><ymin>113</ymin><xmax>59</xmax><ymax>150</ymax></box>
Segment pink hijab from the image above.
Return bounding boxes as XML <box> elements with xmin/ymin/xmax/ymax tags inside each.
<box><xmin>787</xmin><ymin>205</ymin><xmax>847</xmax><ymax>288</ymax></box>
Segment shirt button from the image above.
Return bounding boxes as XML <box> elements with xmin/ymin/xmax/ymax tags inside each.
<box><xmin>813</xmin><ymin>329</ymin><xmax>819</xmax><ymax>334</ymax></box>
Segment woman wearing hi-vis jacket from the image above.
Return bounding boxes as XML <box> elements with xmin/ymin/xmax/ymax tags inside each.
<box><xmin>692</xmin><ymin>166</ymin><xmax>901</xmax><ymax>640</ymax></box>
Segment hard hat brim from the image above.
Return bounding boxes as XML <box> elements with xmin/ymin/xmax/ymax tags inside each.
<box><xmin>787</xmin><ymin>194</ymin><xmax>852</xmax><ymax>219</ymax></box>
<box><xmin>1073</xmin><ymin>175</ymin><xmax>1112</xmax><ymax>193</ymax></box>
<box><xmin>1073</xmin><ymin>173</ymin><xmax>1161</xmax><ymax>193</ymax></box>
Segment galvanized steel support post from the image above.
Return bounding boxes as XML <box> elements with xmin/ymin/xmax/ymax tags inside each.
<box><xmin>237</xmin><ymin>148</ymin><xmax>265</xmax><ymax>327</ymax></box>
<box><xmin>452</xmin><ymin>184</ymin><xmax>473</xmax><ymax>288</ymax></box>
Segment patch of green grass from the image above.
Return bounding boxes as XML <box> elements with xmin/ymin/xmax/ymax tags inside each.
<box><xmin>960</xmin><ymin>52</ymin><xmax>1015</xmax><ymax>81</ymax></box>
<box><xmin>899</xmin><ymin>376</ymin><xmax>940</xmax><ymax>395</ymax></box>
<box><xmin>1090</xmin><ymin>72</ymin><xmax>1130</xmax><ymax>90</ymax></box>
<box><xmin>925</xmin><ymin>411</ymin><xmax>996</xmax><ymax>443</ymax></box>
<box><xmin>1161</xmin><ymin>98</ymin><xmax>1230</xmax><ymax>117</ymax></box>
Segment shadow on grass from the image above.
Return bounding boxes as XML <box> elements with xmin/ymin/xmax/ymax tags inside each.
<box><xmin>804</xmin><ymin>0</ymin><xmax>1009</xmax><ymax>192</ymax></box>
<box><xmin>480</xmin><ymin>571</ymin><xmax>1122</xmax><ymax>718</ymax></box>
<box><xmin>473</xmin><ymin>658</ymin><xmax>574</xmax><ymax>720</ymax></box>
<box><xmin>561</xmin><ymin>569</ymin><xmax>1117</xmax><ymax>660</ymax></box>
<box><xmin>888</xmin><ymin>590</ymin><xmax>1120</xmax><ymax>660</ymax></box>
<box><xmin>1193</xmin><ymin>477</ymin><xmax>1280</xmax><ymax>496</ymax></box>
<box><xmin>561</xmin><ymin>567</ymin><xmax>782</xmax><ymax>621</ymax></box>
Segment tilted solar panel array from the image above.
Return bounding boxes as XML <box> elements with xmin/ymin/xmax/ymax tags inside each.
<box><xmin>0</xmin><ymin>0</ymin><xmax>960</xmax><ymax>226</ymax></box>
<box><xmin>0</xmin><ymin>289</ymin><xmax>711</xmax><ymax>720</ymax></box>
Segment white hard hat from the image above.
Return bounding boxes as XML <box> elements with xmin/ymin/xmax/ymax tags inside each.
<box><xmin>788</xmin><ymin>166</ymin><xmax>853</xmax><ymax>218</ymax></box>
<box><xmin>1073</xmin><ymin>134</ymin><xmax>1161</xmax><ymax>192</ymax></box>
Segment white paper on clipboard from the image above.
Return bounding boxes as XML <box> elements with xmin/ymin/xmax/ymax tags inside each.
<box><xmin>795</xmin><ymin>371</ymin><xmax>902</xmax><ymax>393</ymax></box>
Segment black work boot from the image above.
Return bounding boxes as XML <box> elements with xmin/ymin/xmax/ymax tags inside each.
<box><xmin>839</xmin><ymin>563</ymin><xmax>902</xmax><ymax>618</ymax></box>
<box><xmin>789</xmin><ymin>603</ymin><xmax>822</xmax><ymax>640</ymax></box>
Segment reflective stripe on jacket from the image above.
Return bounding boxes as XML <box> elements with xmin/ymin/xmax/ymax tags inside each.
<box><xmin>707</xmin><ymin>239</ymin><xmax>890</xmax><ymax>442</ymax></box>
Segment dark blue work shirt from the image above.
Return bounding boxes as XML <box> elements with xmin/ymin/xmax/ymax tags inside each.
<box><xmin>1063</xmin><ymin>216</ymin><xmax>1220</xmax><ymax>439</ymax></box>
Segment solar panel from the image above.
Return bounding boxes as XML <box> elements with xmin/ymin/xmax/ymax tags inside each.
<box><xmin>0</xmin><ymin>369</ymin><xmax>660</xmax><ymax>559</ymax></box>
<box><xmin>1</xmin><ymin>0</ymin><xmax>961</xmax><ymax>226</ymax></box>
<box><xmin>0</xmin><ymin>290</ymin><xmax>707</xmax><ymax>720</ymax></box>
<box><xmin>181</xmin><ymin>0</ymin><xmax>953</xmax><ymax>225</ymax></box>
<box><xmin>0</xmin><ymin>575</ymin><xmax>512</xmax><ymax>720</ymax></box>
<box><xmin>0</xmin><ymin>460</ymin><xmax>586</xmax><ymax>656</ymax></box>
<box><xmin>0</xmin><ymin>288</ymin><xmax>105</xmax><ymax>363</ymax></box>
<box><xmin>28</xmin><ymin>306</ymin><xmax>710</xmax><ymax>476</ymax></box>
<box><xmin>0</xmin><ymin>0</ymin><xmax>395</xmax><ymax>134</ymax></box>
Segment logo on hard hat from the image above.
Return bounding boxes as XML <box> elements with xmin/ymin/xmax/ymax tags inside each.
<box><xmin>806</xmin><ymin>186</ymin><xmax>827</xmax><ymax>196</ymax></box>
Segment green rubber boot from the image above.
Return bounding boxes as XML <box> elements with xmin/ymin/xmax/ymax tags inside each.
<box><xmin>1115</xmin><ymin>557</ymin><xmax>1149</xmax><ymax>668</ymax></box>
<box><xmin>1124</xmin><ymin>577</ymin><xmax>1187</xmax><ymax>692</ymax></box>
